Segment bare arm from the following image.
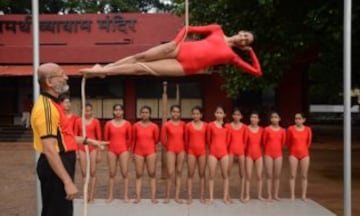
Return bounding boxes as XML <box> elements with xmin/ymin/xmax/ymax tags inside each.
<box><xmin>232</xmin><ymin>48</ymin><xmax>262</xmax><ymax>77</ymax></box>
<box><xmin>42</xmin><ymin>137</ymin><xmax>78</xmax><ymax>200</ymax></box>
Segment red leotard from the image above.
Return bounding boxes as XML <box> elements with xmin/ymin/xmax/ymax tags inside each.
<box><xmin>185</xmin><ymin>122</ymin><xmax>207</xmax><ymax>157</ymax></box>
<box><xmin>287</xmin><ymin>126</ymin><xmax>312</xmax><ymax>159</ymax></box>
<box><xmin>206</xmin><ymin>122</ymin><xmax>229</xmax><ymax>159</ymax></box>
<box><xmin>104</xmin><ymin>120</ymin><xmax>132</xmax><ymax>156</ymax></box>
<box><xmin>263</xmin><ymin>126</ymin><xmax>286</xmax><ymax>159</ymax></box>
<box><xmin>173</xmin><ymin>24</ymin><xmax>262</xmax><ymax>76</ymax></box>
<box><xmin>161</xmin><ymin>121</ymin><xmax>186</xmax><ymax>154</ymax></box>
<box><xmin>67</xmin><ymin>114</ymin><xmax>78</xmax><ymax>133</ymax></box>
<box><xmin>74</xmin><ymin>118</ymin><xmax>102</xmax><ymax>152</ymax></box>
<box><xmin>132</xmin><ymin>122</ymin><xmax>159</xmax><ymax>157</ymax></box>
<box><xmin>245</xmin><ymin>126</ymin><xmax>264</xmax><ymax>160</ymax></box>
<box><xmin>226</xmin><ymin>123</ymin><xmax>248</xmax><ymax>156</ymax></box>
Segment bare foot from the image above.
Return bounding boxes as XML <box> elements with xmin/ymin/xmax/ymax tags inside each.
<box><xmin>301</xmin><ymin>196</ymin><xmax>307</xmax><ymax>202</ymax></box>
<box><xmin>258</xmin><ymin>196</ymin><xmax>265</xmax><ymax>201</ymax></box>
<box><xmin>267</xmin><ymin>196</ymin><xmax>273</xmax><ymax>202</ymax></box>
<box><xmin>105</xmin><ymin>198</ymin><xmax>114</xmax><ymax>203</ymax></box>
<box><xmin>123</xmin><ymin>198</ymin><xmax>130</xmax><ymax>203</ymax></box>
<box><xmin>133</xmin><ymin>198</ymin><xmax>141</xmax><ymax>204</ymax></box>
<box><xmin>200</xmin><ymin>198</ymin><xmax>206</xmax><ymax>204</ymax></box>
<box><xmin>187</xmin><ymin>198</ymin><xmax>193</xmax><ymax>205</ymax></box>
<box><xmin>290</xmin><ymin>195</ymin><xmax>295</xmax><ymax>201</ymax></box>
<box><xmin>274</xmin><ymin>196</ymin><xmax>281</xmax><ymax>201</ymax></box>
<box><xmin>223</xmin><ymin>198</ymin><xmax>231</xmax><ymax>205</ymax></box>
<box><xmin>175</xmin><ymin>198</ymin><xmax>184</xmax><ymax>204</ymax></box>
<box><xmin>151</xmin><ymin>199</ymin><xmax>159</xmax><ymax>204</ymax></box>
<box><xmin>163</xmin><ymin>198</ymin><xmax>170</xmax><ymax>204</ymax></box>
<box><xmin>206</xmin><ymin>199</ymin><xmax>214</xmax><ymax>205</ymax></box>
<box><xmin>243</xmin><ymin>196</ymin><xmax>250</xmax><ymax>203</ymax></box>
<box><xmin>88</xmin><ymin>198</ymin><xmax>95</xmax><ymax>204</ymax></box>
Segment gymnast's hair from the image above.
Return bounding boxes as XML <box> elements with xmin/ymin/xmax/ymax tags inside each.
<box><xmin>140</xmin><ymin>105</ymin><xmax>152</xmax><ymax>114</ymax></box>
<box><xmin>170</xmin><ymin>104</ymin><xmax>181</xmax><ymax>112</ymax></box>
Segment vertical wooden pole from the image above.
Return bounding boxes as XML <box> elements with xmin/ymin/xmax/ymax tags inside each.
<box><xmin>161</xmin><ymin>81</ymin><xmax>168</xmax><ymax>179</ymax></box>
<box><xmin>176</xmin><ymin>84</ymin><xmax>180</xmax><ymax>105</ymax></box>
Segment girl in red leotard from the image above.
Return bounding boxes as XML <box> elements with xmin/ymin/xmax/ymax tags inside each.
<box><xmin>74</xmin><ymin>103</ymin><xmax>102</xmax><ymax>203</ymax></box>
<box><xmin>263</xmin><ymin>112</ymin><xmax>286</xmax><ymax>201</ymax></box>
<box><xmin>132</xmin><ymin>106</ymin><xmax>159</xmax><ymax>204</ymax></box>
<box><xmin>185</xmin><ymin>106</ymin><xmax>207</xmax><ymax>204</ymax></box>
<box><xmin>287</xmin><ymin>113</ymin><xmax>312</xmax><ymax>201</ymax></box>
<box><xmin>207</xmin><ymin>106</ymin><xmax>230</xmax><ymax>204</ymax></box>
<box><xmin>62</xmin><ymin>96</ymin><xmax>78</xmax><ymax>133</ymax></box>
<box><xmin>104</xmin><ymin>104</ymin><xmax>132</xmax><ymax>203</ymax></box>
<box><xmin>244</xmin><ymin>112</ymin><xmax>264</xmax><ymax>202</ymax></box>
<box><xmin>80</xmin><ymin>24</ymin><xmax>262</xmax><ymax>77</ymax></box>
<box><xmin>226</xmin><ymin>108</ymin><xmax>247</xmax><ymax>202</ymax></box>
<box><xmin>161</xmin><ymin>105</ymin><xmax>186</xmax><ymax>204</ymax></box>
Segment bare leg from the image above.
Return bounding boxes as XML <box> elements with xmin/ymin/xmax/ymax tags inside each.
<box><xmin>119</xmin><ymin>151</ymin><xmax>130</xmax><ymax>203</ymax></box>
<box><xmin>198</xmin><ymin>155</ymin><xmax>207</xmax><ymax>204</ymax></box>
<box><xmin>255</xmin><ymin>157</ymin><xmax>264</xmax><ymax>200</ymax></box>
<box><xmin>207</xmin><ymin>155</ymin><xmax>217</xmax><ymax>205</ymax></box>
<box><xmin>146</xmin><ymin>153</ymin><xmax>158</xmax><ymax>204</ymax></box>
<box><xmin>81</xmin><ymin>59</ymin><xmax>185</xmax><ymax>77</ymax></box>
<box><xmin>134</xmin><ymin>155</ymin><xmax>144</xmax><ymax>204</ymax></box>
<box><xmin>104</xmin><ymin>41</ymin><xmax>179</xmax><ymax>67</ymax></box>
<box><xmin>89</xmin><ymin>151</ymin><xmax>98</xmax><ymax>203</ymax></box>
<box><xmin>175</xmin><ymin>152</ymin><xmax>185</xmax><ymax>204</ymax></box>
<box><xmin>78</xmin><ymin>151</ymin><xmax>87</xmax><ymax>183</ymax></box>
<box><xmin>220</xmin><ymin>155</ymin><xmax>230</xmax><ymax>204</ymax></box>
<box><xmin>238</xmin><ymin>156</ymin><xmax>246</xmax><ymax>202</ymax></box>
<box><xmin>244</xmin><ymin>157</ymin><xmax>253</xmax><ymax>203</ymax></box>
<box><xmin>227</xmin><ymin>155</ymin><xmax>234</xmax><ymax>202</ymax></box>
<box><xmin>164</xmin><ymin>152</ymin><xmax>175</xmax><ymax>203</ymax></box>
<box><xmin>273</xmin><ymin>157</ymin><xmax>283</xmax><ymax>201</ymax></box>
<box><xmin>96</xmin><ymin>149</ymin><xmax>102</xmax><ymax>163</ymax></box>
<box><xmin>187</xmin><ymin>154</ymin><xmax>196</xmax><ymax>205</ymax></box>
<box><xmin>106</xmin><ymin>152</ymin><xmax>118</xmax><ymax>203</ymax></box>
<box><xmin>264</xmin><ymin>156</ymin><xmax>273</xmax><ymax>201</ymax></box>
<box><xmin>300</xmin><ymin>156</ymin><xmax>310</xmax><ymax>201</ymax></box>
<box><xmin>289</xmin><ymin>156</ymin><xmax>299</xmax><ymax>201</ymax></box>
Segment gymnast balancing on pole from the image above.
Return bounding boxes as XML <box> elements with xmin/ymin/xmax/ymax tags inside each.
<box><xmin>79</xmin><ymin>24</ymin><xmax>262</xmax><ymax>77</ymax></box>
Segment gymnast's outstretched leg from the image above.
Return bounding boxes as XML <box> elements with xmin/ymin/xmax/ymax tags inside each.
<box><xmin>83</xmin><ymin>59</ymin><xmax>185</xmax><ymax>77</ymax></box>
<box><xmin>103</xmin><ymin>42</ymin><xmax>179</xmax><ymax>68</ymax></box>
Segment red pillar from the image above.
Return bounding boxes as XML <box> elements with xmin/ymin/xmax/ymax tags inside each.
<box><xmin>203</xmin><ymin>73</ymin><xmax>233</xmax><ymax>121</ymax></box>
<box><xmin>278</xmin><ymin>64</ymin><xmax>309</xmax><ymax>127</ymax></box>
<box><xmin>124</xmin><ymin>79</ymin><xmax>136</xmax><ymax>123</ymax></box>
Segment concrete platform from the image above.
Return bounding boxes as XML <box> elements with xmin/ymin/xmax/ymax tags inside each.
<box><xmin>74</xmin><ymin>199</ymin><xmax>336</xmax><ymax>216</ymax></box>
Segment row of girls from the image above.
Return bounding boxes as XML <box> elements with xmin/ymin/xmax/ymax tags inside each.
<box><xmin>62</xmin><ymin>97</ymin><xmax>312</xmax><ymax>205</ymax></box>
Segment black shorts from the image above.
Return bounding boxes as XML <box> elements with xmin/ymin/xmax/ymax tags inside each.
<box><xmin>36</xmin><ymin>151</ymin><xmax>76</xmax><ymax>216</ymax></box>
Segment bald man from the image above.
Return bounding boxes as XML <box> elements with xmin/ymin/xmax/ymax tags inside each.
<box><xmin>31</xmin><ymin>63</ymin><xmax>107</xmax><ymax>216</ymax></box>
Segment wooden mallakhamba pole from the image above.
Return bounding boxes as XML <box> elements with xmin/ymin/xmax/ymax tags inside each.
<box><xmin>161</xmin><ymin>81</ymin><xmax>168</xmax><ymax>179</ymax></box>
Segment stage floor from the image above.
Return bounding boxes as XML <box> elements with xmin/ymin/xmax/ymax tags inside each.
<box><xmin>74</xmin><ymin>199</ymin><xmax>336</xmax><ymax>216</ymax></box>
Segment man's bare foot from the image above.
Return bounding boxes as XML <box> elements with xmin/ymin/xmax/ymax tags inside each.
<box><xmin>123</xmin><ymin>198</ymin><xmax>130</xmax><ymax>203</ymax></box>
<box><xmin>291</xmin><ymin>195</ymin><xmax>295</xmax><ymax>201</ymax></box>
<box><xmin>151</xmin><ymin>198</ymin><xmax>159</xmax><ymax>204</ymax></box>
<box><xmin>175</xmin><ymin>198</ymin><xmax>184</xmax><ymax>204</ymax></box>
<box><xmin>187</xmin><ymin>198</ymin><xmax>193</xmax><ymax>205</ymax></box>
<box><xmin>105</xmin><ymin>198</ymin><xmax>114</xmax><ymax>203</ymax></box>
<box><xmin>274</xmin><ymin>196</ymin><xmax>281</xmax><ymax>201</ymax></box>
<box><xmin>133</xmin><ymin>198</ymin><xmax>141</xmax><ymax>204</ymax></box>
<box><xmin>163</xmin><ymin>198</ymin><xmax>170</xmax><ymax>204</ymax></box>
<box><xmin>301</xmin><ymin>196</ymin><xmax>307</xmax><ymax>202</ymax></box>
<box><xmin>200</xmin><ymin>198</ymin><xmax>206</xmax><ymax>204</ymax></box>
<box><xmin>267</xmin><ymin>196</ymin><xmax>273</xmax><ymax>202</ymax></box>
